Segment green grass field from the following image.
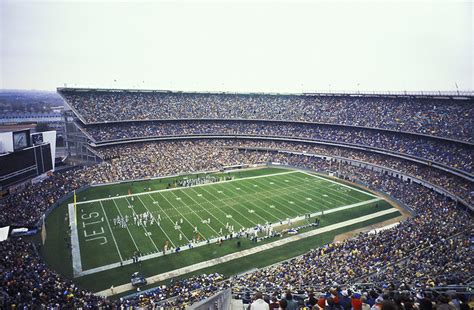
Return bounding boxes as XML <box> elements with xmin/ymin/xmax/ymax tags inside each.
<box><xmin>40</xmin><ymin>166</ymin><xmax>401</xmax><ymax>295</ymax></box>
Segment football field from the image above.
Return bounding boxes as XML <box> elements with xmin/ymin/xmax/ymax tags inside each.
<box><xmin>69</xmin><ymin>167</ymin><xmax>397</xmax><ymax>278</ymax></box>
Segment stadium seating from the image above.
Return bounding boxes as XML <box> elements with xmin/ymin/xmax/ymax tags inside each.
<box><xmin>1</xmin><ymin>90</ymin><xmax>472</xmax><ymax>308</ymax></box>
<box><xmin>1</xmin><ymin>147</ymin><xmax>471</xmax><ymax>308</ymax></box>
<box><xmin>82</xmin><ymin>120</ymin><xmax>473</xmax><ymax>174</ymax></box>
<box><xmin>59</xmin><ymin>90</ymin><xmax>473</xmax><ymax>142</ymax></box>
<box><xmin>2</xmin><ymin>139</ymin><xmax>472</xmax><ymax>228</ymax></box>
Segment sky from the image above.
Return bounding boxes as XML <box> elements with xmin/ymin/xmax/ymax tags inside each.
<box><xmin>0</xmin><ymin>0</ymin><xmax>472</xmax><ymax>93</ymax></box>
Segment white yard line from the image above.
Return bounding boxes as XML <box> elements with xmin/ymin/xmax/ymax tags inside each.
<box><xmin>75</xmin><ymin>170</ymin><xmax>299</xmax><ymax>205</ymax></box>
<box><xmin>142</xmin><ymin>178</ymin><xmax>329</xmax><ymax>225</ymax></box>
<box><xmin>291</xmin><ymin>174</ymin><xmax>368</xmax><ymax>206</ymax></box>
<box><xmin>282</xmin><ymin>173</ymin><xmax>357</xmax><ymax>207</ymax></box>
<box><xmin>68</xmin><ymin>203</ymin><xmax>83</xmax><ymax>277</ymax></box>
<box><xmin>111</xmin><ymin>198</ymin><xmax>141</xmax><ymax>253</ymax></box>
<box><xmin>300</xmin><ymin>171</ymin><xmax>379</xmax><ymax>198</ymax></box>
<box><xmin>249</xmin><ymin>176</ymin><xmax>333</xmax><ymax>215</ymax></box>
<box><xmin>143</xmin><ymin>195</ymin><xmax>192</xmax><ymax>247</ymax></box>
<box><xmin>144</xmin><ymin>193</ymin><xmax>185</xmax><ymax>246</ymax></box>
<box><xmin>305</xmin><ymin>198</ymin><xmax>382</xmax><ymax>217</ymax></box>
<box><xmin>73</xmin><ymin>169</ymin><xmax>387</xmax><ymax>278</ymax></box>
<box><xmin>178</xmin><ymin>189</ymin><xmax>229</xmax><ymax>232</ymax></box>
<box><xmin>99</xmin><ymin>201</ymin><xmax>124</xmax><ymax>263</ymax></box>
<box><xmin>144</xmin><ymin>175</ymin><xmax>321</xmax><ymax>216</ymax></box>
<box><xmin>188</xmin><ymin>177</ymin><xmax>321</xmax><ymax>227</ymax></box>
<box><xmin>258</xmin><ymin>198</ymin><xmax>383</xmax><ymax>232</ymax></box>
<box><xmin>124</xmin><ymin>197</ymin><xmax>161</xmax><ymax>253</ymax></box>
<box><xmin>248</xmin><ymin>179</ymin><xmax>297</xmax><ymax>218</ymax></box>
<box><xmin>235</xmin><ymin>180</ymin><xmax>294</xmax><ymax>220</ymax></box>
<box><xmin>198</xmin><ymin>186</ymin><xmax>254</xmax><ymax>228</ymax></box>
<box><xmin>220</xmin><ymin>183</ymin><xmax>281</xmax><ymax>223</ymax></box>
<box><xmin>155</xmin><ymin>191</ymin><xmax>209</xmax><ymax>242</ymax></box>
<box><xmin>281</xmin><ymin>175</ymin><xmax>359</xmax><ymax>208</ymax></box>
<box><xmin>266</xmin><ymin>174</ymin><xmax>349</xmax><ymax>211</ymax></box>
<box><xmin>75</xmin><ymin>197</ymin><xmax>385</xmax><ymax>278</ymax></box>
<box><xmin>94</xmin><ymin>208</ymin><xmax>399</xmax><ymax>296</ymax></box>
<box><xmin>248</xmin><ymin>177</ymin><xmax>316</xmax><ymax>215</ymax></box>
<box><xmin>218</xmin><ymin>186</ymin><xmax>270</xmax><ymax>223</ymax></box>
<box><xmin>187</xmin><ymin>187</ymin><xmax>241</xmax><ymax>232</ymax></box>
<box><xmin>202</xmin><ymin>177</ymin><xmax>331</xmax><ymax>226</ymax></box>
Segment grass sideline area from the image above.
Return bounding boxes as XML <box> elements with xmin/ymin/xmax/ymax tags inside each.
<box><xmin>39</xmin><ymin>166</ymin><xmax>401</xmax><ymax>296</ymax></box>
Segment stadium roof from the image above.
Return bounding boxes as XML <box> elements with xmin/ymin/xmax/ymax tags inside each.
<box><xmin>57</xmin><ymin>87</ymin><xmax>473</xmax><ymax>100</ymax></box>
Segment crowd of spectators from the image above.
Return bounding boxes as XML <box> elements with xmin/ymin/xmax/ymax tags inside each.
<box><xmin>225</xmin><ymin>167</ymin><xmax>473</xmax><ymax>309</ymax></box>
<box><xmin>240</xmin><ymin>284</ymin><xmax>472</xmax><ymax>310</ymax></box>
<box><xmin>228</xmin><ymin>167</ymin><xmax>471</xmax><ymax>293</ymax></box>
<box><xmin>1</xmin><ymin>139</ymin><xmax>472</xmax><ymax>227</ymax></box>
<box><xmin>96</xmin><ymin>139</ymin><xmax>472</xmax><ymax>204</ymax></box>
<box><xmin>119</xmin><ymin>154</ymin><xmax>473</xmax><ymax>308</ymax></box>
<box><xmin>0</xmin><ymin>238</ymin><xmax>108</xmax><ymax>308</ymax></box>
<box><xmin>0</xmin><ymin>237</ymin><xmax>228</xmax><ymax>308</ymax></box>
<box><xmin>1</xmin><ymin>139</ymin><xmax>472</xmax><ymax>309</ymax></box>
<box><xmin>59</xmin><ymin>90</ymin><xmax>474</xmax><ymax>142</ymax></box>
<box><xmin>0</xmin><ymin>167</ymin><xmax>86</xmax><ymax>227</ymax></box>
<box><xmin>0</xmin><ymin>140</ymin><xmax>269</xmax><ymax>226</ymax></box>
<box><xmin>117</xmin><ymin>273</ymin><xmax>229</xmax><ymax>309</ymax></box>
<box><xmin>222</xmin><ymin>139</ymin><xmax>473</xmax><ymax>204</ymax></box>
<box><xmin>83</xmin><ymin>120</ymin><xmax>473</xmax><ymax>174</ymax></box>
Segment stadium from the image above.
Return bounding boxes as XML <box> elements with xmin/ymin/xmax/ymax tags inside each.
<box><xmin>1</xmin><ymin>1</ymin><xmax>473</xmax><ymax>309</ymax></box>
<box><xmin>0</xmin><ymin>87</ymin><xmax>472</xmax><ymax>308</ymax></box>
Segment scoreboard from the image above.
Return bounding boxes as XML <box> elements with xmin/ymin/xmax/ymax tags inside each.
<box><xmin>0</xmin><ymin>130</ymin><xmax>55</xmax><ymax>190</ymax></box>
<box><xmin>0</xmin><ymin>143</ymin><xmax>53</xmax><ymax>189</ymax></box>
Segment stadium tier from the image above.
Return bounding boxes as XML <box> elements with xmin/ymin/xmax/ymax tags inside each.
<box><xmin>58</xmin><ymin>89</ymin><xmax>473</xmax><ymax>142</ymax></box>
<box><xmin>81</xmin><ymin>120</ymin><xmax>473</xmax><ymax>175</ymax></box>
<box><xmin>1</xmin><ymin>89</ymin><xmax>472</xmax><ymax>309</ymax></box>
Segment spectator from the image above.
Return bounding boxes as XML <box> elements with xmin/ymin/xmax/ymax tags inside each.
<box><xmin>270</xmin><ymin>295</ymin><xmax>280</xmax><ymax>310</ymax></box>
<box><xmin>279</xmin><ymin>298</ymin><xmax>288</xmax><ymax>310</ymax></box>
<box><xmin>1</xmin><ymin>139</ymin><xmax>472</xmax><ymax>309</ymax></box>
<box><xmin>284</xmin><ymin>291</ymin><xmax>298</xmax><ymax>310</ymax></box>
<box><xmin>250</xmin><ymin>292</ymin><xmax>270</xmax><ymax>310</ymax></box>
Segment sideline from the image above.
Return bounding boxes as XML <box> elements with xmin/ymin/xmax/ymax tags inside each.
<box><xmin>95</xmin><ymin>208</ymin><xmax>399</xmax><ymax>297</ymax></box>
<box><xmin>68</xmin><ymin>203</ymin><xmax>82</xmax><ymax>277</ymax></box>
